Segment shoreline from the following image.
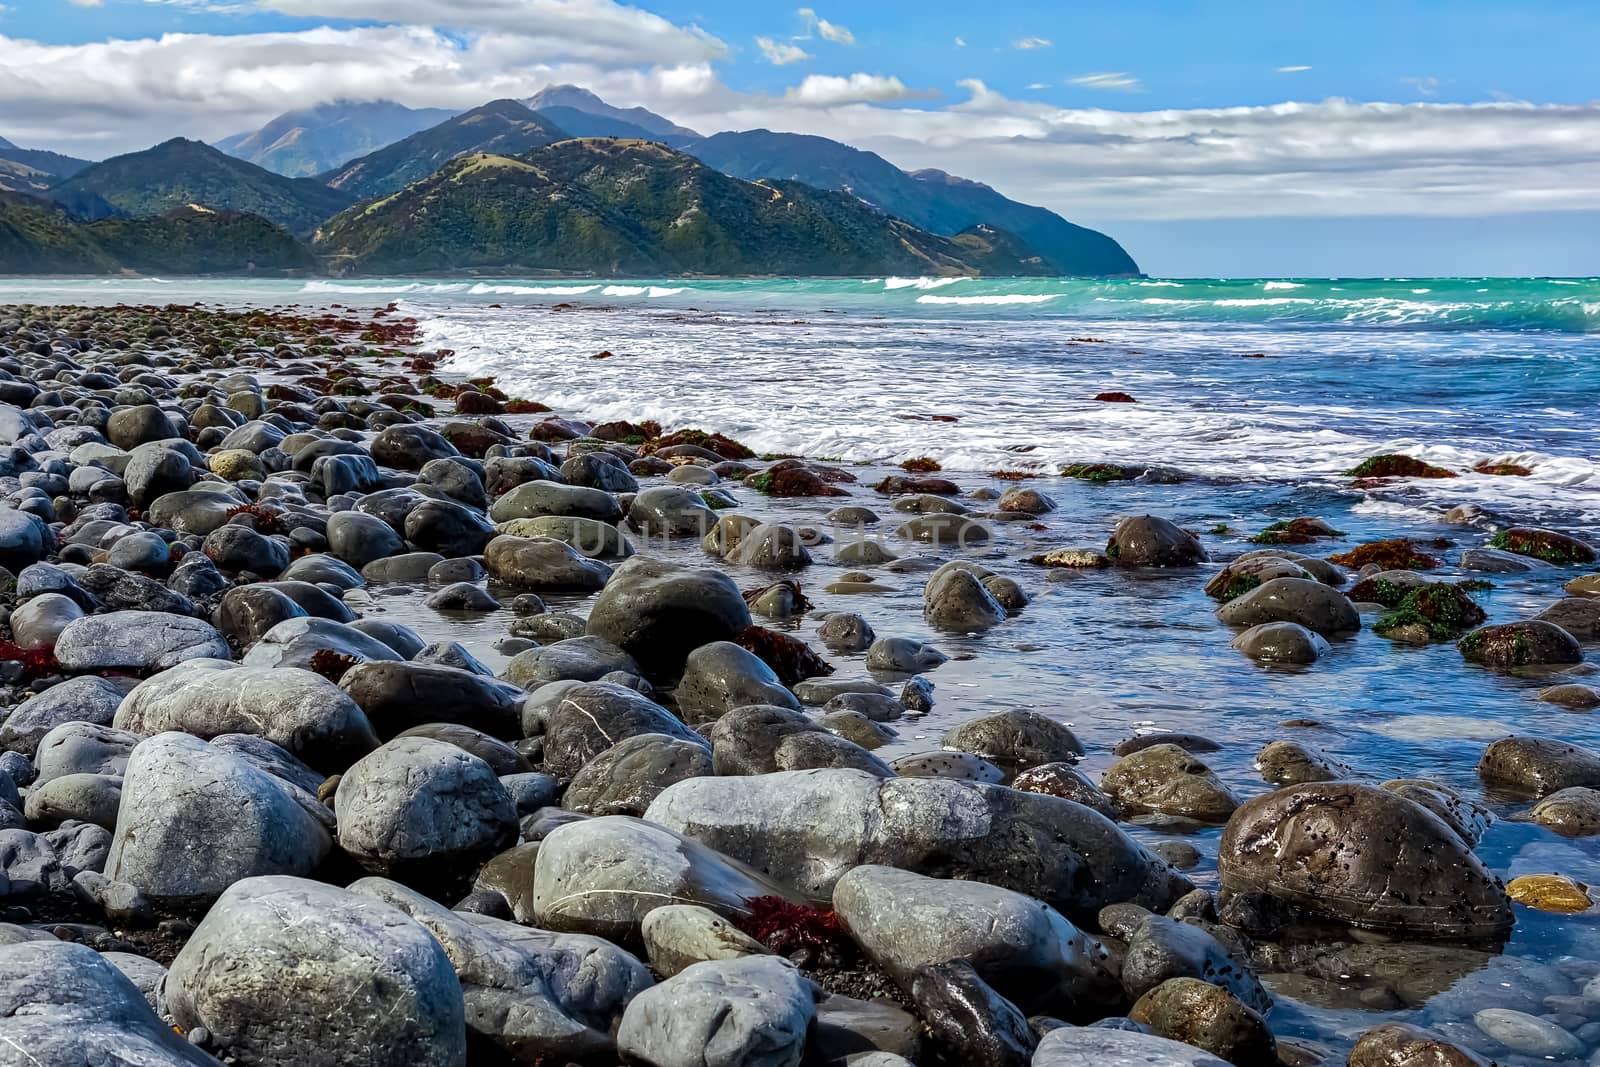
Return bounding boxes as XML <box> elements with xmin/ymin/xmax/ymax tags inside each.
<box><xmin>0</xmin><ymin>299</ymin><xmax>1597</xmax><ymax>1064</ymax></box>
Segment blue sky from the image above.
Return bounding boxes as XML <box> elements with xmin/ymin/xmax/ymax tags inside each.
<box><xmin>3</xmin><ymin>0</ymin><xmax>1598</xmax><ymax>275</ymax></box>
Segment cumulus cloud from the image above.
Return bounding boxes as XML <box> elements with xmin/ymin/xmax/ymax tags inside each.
<box><xmin>953</xmin><ymin>36</ymin><xmax>966</xmax><ymax>47</ymax></box>
<box><xmin>755</xmin><ymin>36</ymin><xmax>809</xmax><ymax>65</ymax></box>
<box><xmin>782</xmin><ymin>73</ymin><xmax>930</xmax><ymax>107</ymax></box>
<box><xmin>1012</xmin><ymin>36</ymin><xmax>1051</xmax><ymax>50</ymax></box>
<box><xmin>796</xmin><ymin>8</ymin><xmax>853</xmax><ymax>45</ymax></box>
<box><xmin>1276</xmin><ymin>65</ymin><xmax>1311</xmax><ymax>73</ymax></box>
<box><xmin>1068</xmin><ymin>72</ymin><xmax>1140</xmax><ymax>91</ymax></box>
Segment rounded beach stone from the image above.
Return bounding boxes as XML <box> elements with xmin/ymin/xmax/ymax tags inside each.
<box><xmin>616</xmin><ymin>956</ymin><xmax>815</xmax><ymax>1067</ymax></box>
<box><xmin>641</xmin><ymin>904</ymin><xmax>769</xmax><ymax>978</ymax></box>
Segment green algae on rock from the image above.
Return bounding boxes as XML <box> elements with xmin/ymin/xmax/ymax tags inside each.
<box><xmin>1344</xmin><ymin>454</ymin><xmax>1458</xmax><ymax>479</ymax></box>
<box><xmin>1487</xmin><ymin>527</ymin><xmax>1598</xmax><ymax>565</ymax></box>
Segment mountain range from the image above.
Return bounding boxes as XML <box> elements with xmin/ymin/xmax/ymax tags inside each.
<box><xmin>0</xmin><ymin>85</ymin><xmax>1139</xmax><ymax>277</ymax></box>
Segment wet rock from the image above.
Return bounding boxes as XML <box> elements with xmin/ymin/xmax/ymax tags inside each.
<box><xmin>924</xmin><ymin>566</ymin><xmax>1008</xmax><ymax>632</ymax></box>
<box><xmin>641</xmin><ymin>904</ymin><xmax>769</xmax><ymax>978</ymax></box>
<box><xmin>528</xmin><ymin>681</ymin><xmax>705</xmax><ymax>777</ymax></box>
<box><xmin>1107</xmin><ymin>516</ymin><xmax>1207</xmax><ymax>568</ymax></box>
<box><xmin>893</xmin><ymin>513</ymin><xmax>993</xmax><ymax>547</ymax></box>
<box><xmin>732</xmin><ymin>523</ymin><xmax>813</xmax><ymax>569</ymax></box>
<box><xmin>54</xmin><ymin>610</ymin><xmax>229</xmax><ymax>672</ymax></box>
<box><xmin>335</xmin><ymin>736</ymin><xmax>517</xmax><ymax>878</ymax></box>
<box><xmin>1460</xmin><ymin>547</ymin><xmax>1551</xmax><ymax>573</ymax></box>
<box><xmin>1229</xmin><ymin>622</ymin><xmax>1330</xmax><ymax>664</ymax></box>
<box><xmin>891</xmin><ymin>750</ymin><xmax>1004</xmax><ymax>782</ymax></box>
<box><xmin>107</xmin><ymin>733</ymin><xmax>332</xmax><ymax>904</ymax></box>
<box><xmin>811</xmin><ymin>994</ymin><xmax>921</xmax><ymax>1066</ymax></box>
<box><xmin>645</xmin><ymin>769</ymin><xmax>1192</xmax><ymax>921</ymax></box>
<box><xmin>116</xmin><ymin>663</ymin><xmax>378</xmax><ymax>773</ymax></box>
<box><xmin>1458</xmin><ymin>620</ymin><xmax>1582</xmax><ymax>669</ymax></box>
<box><xmin>503</xmin><ymin>634</ymin><xmax>640</xmax><ymax>688</ymax></box>
<box><xmin>1216</xmin><ymin>578</ymin><xmax>1359</xmax><ymax>636</ymax></box>
<box><xmin>676</xmin><ymin>641</ymin><xmax>800</xmax><ymax>719</ymax></box>
<box><xmin>212</xmin><ymin>584</ymin><xmax>308</xmax><ymax>646</ymax></box>
<box><xmin>822</xmin><ymin>691</ymin><xmax>904</xmax><ymax>723</ymax></box>
<box><xmin>1347</xmin><ymin>1022</ymin><xmax>1492</xmax><ymax>1067</ymax></box>
<box><xmin>1487</xmin><ymin>527</ymin><xmax>1597</xmax><ymax>565</ymax></box>
<box><xmin>819</xmin><ymin>612</ymin><xmax>875</xmax><ymax>652</ymax></box>
<box><xmin>998</xmin><ymin>487</ymin><xmax>1056</xmax><ymax>514</ymax></box>
<box><xmin>617</xmin><ymin>956</ymin><xmax>815</xmax><ymax>1067</ymax></box>
<box><xmin>1379</xmin><ymin>779</ymin><xmax>1491</xmax><ymax>846</ymax></box>
<box><xmin>1204</xmin><ymin>557</ymin><xmax>1314</xmax><ymax>601</ymax></box>
<box><xmin>242</xmin><ymin>615</ymin><xmax>404</xmax><ymax>672</ymax></box>
<box><xmin>585</xmin><ymin>557</ymin><xmax>751</xmax><ymax>681</ymax></box>
<box><xmin>0</xmin><ymin>939</ymin><xmax>216</xmax><ymax>1066</ymax></box>
<box><xmin>1534</xmin><ymin>598</ymin><xmax>1600</xmax><ymax>640</ymax></box>
<box><xmin>1102</xmin><ymin>744</ymin><xmax>1239</xmax><ymax>823</ymax></box>
<box><xmin>1121</xmin><ymin>915</ymin><xmax>1269</xmax><ymax>1011</ymax></box>
<box><xmin>531</xmin><ymin>815</ymin><xmax>796</xmax><ymax>941</ymax></box>
<box><xmin>339</xmin><ymin>660</ymin><xmax>524</xmax><ymax>740</ymax></box>
<box><xmin>166</xmin><ymin>875</ymin><xmax>466</xmax><ymax>1065</ymax></box>
<box><xmin>1255</xmin><ymin>740</ymin><xmax>1351</xmax><ymax>785</ymax></box>
<box><xmin>1217</xmin><ymin>782</ymin><xmax>1512</xmax><ymax>939</ymax></box>
<box><xmin>1128</xmin><ymin>977</ymin><xmax>1277</xmax><ymax>1067</ymax></box>
<box><xmin>499</xmin><ymin>514</ymin><xmax>634</xmax><ymax>558</ymax></box>
<box><xmin>1505</xmin><ymin>873</ymin><xmax>1591</xmax><ymax>913</ymax></box>
<box><xmin>564</xmin><ymin>733</ymin><xmax>714</xmax><ymax>816</ymax></box>
<box><xmin>325</xmin><ymin>509</ymin><xmax>405</xmax><ymax>568</ymax></box>
<box><xmin>865</xmin><ymin>636</ymin><xmax>948</xmax><ymax>672</ymax></box>
<box><xmin>1531</xmin><ymin>787</ymin><xmax>1600</xmax><ymax>836</ymax></box>
<box><xmin>709</xmin><ymin>704</ymin><xmax>889</xmax><ymax>777</ymax></box>
<box><xmin>833</xmin><ymin>864</ymin><xmax>1120</xmax><ymax>1017</ymax></box>
<box><xmin>484</xmin><ymin>534</ymin><xmax>612</xmax><ymax>591</ymax></box>
<box><xmin>626</xmin><ymin>485</ymin><xmax>717</xmax><ymax>537</ymax></box>
<box><xmin>943</xmin><ymin>710</ymin><xmax>1084</xmax><ymax>770</ymax></box>
<box><xmin>820</xmin><ymin>709</ymin><xmax>897</xmax><ymax>749</ymax></box>
<box><xmin>1012</xmin><ymin>763</ymin><xmax>1119</xmax><ymax>818</ymax></box>
<box><xmin>1537</xmin><ymin>683</ymin><xmax>1600</xmax><ymax>709</ymax></box>
<box><xmin>1478</xmin><ymin>735</ymin><xmax>1600</xmax><ymax>797</ymax></box>
<box><xmin>910</xmin><ymin>959</ymin><xmax>1035</xmax><ymax>1067</ymax></box>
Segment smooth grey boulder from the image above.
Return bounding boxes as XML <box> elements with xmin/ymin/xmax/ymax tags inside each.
<box><xmin>676</xmin><ymin>641</ymin><xmax>801</xmax><ymax>719</ymax></box>
<box><xmin>1106</xmin><ymin>515</ymin><xmax>1207</xmax><ymax>568</ymax></box>
<box><xmin>1120</xmin><ymin>915</ymin><xmax>1269</xmax><ymax>1011</ymax></box>
<box><xmin>1257</xmin><ymin>740</ymin><xmax>1352</xmax><ymax>786</ymax></box>
<box><xmin>339</xmin><ymin>660</ymin><xmax>523</xmax><ymax>741</ymax></box>
<box><xmin>210</xmin><ymin>732</ymin><xmax>326</xmax><ymax>796</ymax></box>
<box><xmin>1218</xmin><ymin>782</ymin><xmax>1512</xmax><ymax>939</ymax></box>
<box><xmin>531</xmin><ymin>815</ymin><xmax>799</xmax><ymax>942</ymax></box>
<box><xmin>924</xmin><ymin>567</ymin><xmax>1007</xmax><ymax>632</ymax></box>
<box><xmin>642</xmin><ymin>904</ymin><xmax>769</xmax><ymax>978</ymax></box>
<box><xmin>1478</xmin><ymin>734</ymin><xmax>1600</xmax><ymax>797</ymax></box>
<box><xmin>732</xmin><ymin>523</ymin><xmax>813</xmax><ymax>569</ymax></box>
<box><xmin>25</xmin><ymin>772</ymin><xmax>122</xmax><ymax>830</ymax></box>
<box><xmin>818</xmin><ymin>612</ymin><xmax>875</xmax><ymax>652</ymax></box>
<box><xmin>865</xmin><ymin>636</ymin><xmax>947</xmax><ymax>673</ymax></box>
<box><xmin>497</xmin><ymin>515</ymin><xmax>634</xmax><ymax>559</ymax></box>
<box><xmin>646</xmin><ymin>770</ymin><xmax>1192</xmax><ymax>920</ymax></box>
<box><xmin>396</xmin><ymin>723</ymin><xmax>532</xmax><ymax>776</ymax></box>
<box><xmin>485</xmin><ymin>534</ymin><xmax>613</xmax><ymax>591</ymax></box>
<box><xmin>1101</xmin><ymin>745</ymin><xmax>1239</xmax><ymax>823</ymax></box>
<box><xmin>490</xmin><ymin>480</ymin><xmax>623</xmax><ymax>523</ymax></box>
<box><xmin>1216</xmin><ymin>577</ymin><xmax>1360</xmax><ymax>636</ymax></box>
<box><xmin>325</xmin><ymin>509</ymin><xmax>405</xmax><ymax>568</ymax></box>
<box><xmin>708</xmin><ymin>704</ymin><xmax>891</xmax><ymax>777</ymax></box>
<box><xmin>8</xmin><ymin>591</ymin><xmax>82</xmax><ymax>648</ymax></box>
<box><xmin>54</xmin><ymin>610</ymin><xmax>229</xmax><ymax>672</ymax></box>
<box><xmin>34</xmin><ymin>721</ymin><xmax>140</xmax><ymax>786</ymax></box>
<box><xmin>0</xmin><ymin>675</ymin><xmax>133</xmax><ymax>756</ymax></box>
<box><xmin>943</xmin><ymin>710</ymin><xmax>1083</xmax><ymax>769</ymax></box>
<box><xmin>585</xmin><ymin>556</ymin><xmax>751</xmax><ymax>681</ymax></box>
<box><xmin>240</xmin><ymin>616</ymin><xmax>404</xmax><ymax>672</ymax></box>
<box><xmin>1032</xmin><ymin>1026</ymin><xmax>1231</xmax><ymax>1067</ymax></box>
<box><xmin>115</xmin><ymin>664</ymin><xmax>378</xmax><ymax>773</ymax></box>
<box><xmin>626</xmin><ymin>485</ymin><xmax>718</xmax><ymax>538</ymax></box>
<box><xmin>527</xmin><ymin>681</ymin><xmax>705</xmax><ymax>778</ymax></box>
<box><xmin>107</xmin><ymin>733</ymin><xmax>332</xmax><ymax>904</ymax></box>
<box><xmin>349</xmin><ymin>876</ymin><xmax>653</xmax><ymax>1063</ymax></box>
<box><xmin>336</xmin><ymin>736</ymin><xmax>517</xmax><ymax>877</ymax></box>
<box><xmin>616</xmin><ymin>955</ymin><xmax>815</xmax><ymax>1067</ymax></box>
<box><xmin>212</xmin><ymin>584</ymin><xmax>309</xmax><ymax>646</ymax></box>
<box><xmin>833</xmin><ymin>865</ymin><xmax>1120</xmax><ymax>1017</ymax></box>
<box><xmin>166</xmin><ymin>875</ymin><xmax>466</xmax><ymax>1066</ymax></box>
<box><xmin>1230</xmin><ymin>621</ymin><xmax>1330</xmax><ymax>663</ymax></box>
<box><xmin>0</xmin><ymin>940</ymin><xmax>216</xmax><ymax>1066</ymax></box>
<box><xmin>502</xmin><ymin>635</ymin><xmax>640</xmax><ymax>688</ymax></box>
<box><xmin>563</xmin><ymin>733</ymin><xmax>714</xmax><ymax>816</ymax></box>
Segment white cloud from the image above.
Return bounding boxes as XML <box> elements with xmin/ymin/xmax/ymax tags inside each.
<box><xmin>755</xmin><ymin>36</ymin><xmax>809</xmax><ymax>65</ymax></box>
<box><xmin>1012</xmin><ymin>37</ymin><xmax>1051</xmax><ymax>50</ymax></box>
<box><xmin>1404</xmin><ymin>75</ymin><xmax>1441</xmax><ymax>97</ymax></box>
<box><xmin>953</xmin><ymin>36</ymin><xmax>966</xmax><ymax>47</ymax></box>
<box><xmin>783</xmin><ymin>73</ymin><xmax>930</xmax><ymax>107</ymax></box>
<box><xmin>1026</xmin><ymin>83</ymin><xmax>1049</xmax><ymax>90</ymax></box>
<box><xmin>796</xmin><ymin>8</ymin><xmax>853</xmax><ymax>45</ymax></box>
<box><xmin>255</xmin><ymin>0</ymin><xmax>725</xmax><ymax>65</ymax></box>
<box><xmin>1276</xmin><ymin>65</ymin><xmax>1311</xmax><ymax>73</ymax></box>
<box><xmin>68</xmin><ymin>0</ymin><xmax>104</xmax><ymax>6</ymax></box>
<box><xmin>1069</xmin><ymin>72</ymin><xmax>1140</xmax><ymax>91</ymax></box>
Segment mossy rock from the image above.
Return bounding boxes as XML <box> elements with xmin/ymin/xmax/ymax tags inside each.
<box><xmin>1487</xmin><ymin>527</ymin><xmax>1597</xmax><ymax>565</ymax></box>
<box><xmin>1344</xmin><ymin>454</ymin><xmax>1457</xmax><ymax>479</ymax></box>
<box><xmin>1374</xmin><ymin>584</ymin><xmax>1488</xmax><ymax>641</ymax></box>
<box><xmin>1458</xmin><ymin>621</ymin><xmax>1583</xmax><ymax>670</ymax></box>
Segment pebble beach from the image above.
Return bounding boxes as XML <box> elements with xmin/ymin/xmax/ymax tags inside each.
<box><xmin>0</xmin><ymin>290</ymin><xmax>1596</xmax><ymax>1067</ymax></box>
